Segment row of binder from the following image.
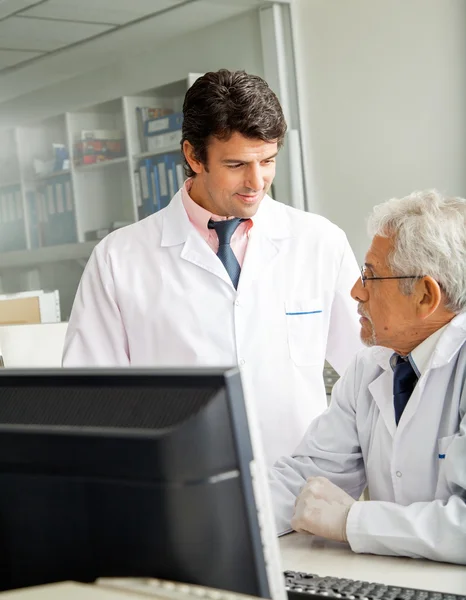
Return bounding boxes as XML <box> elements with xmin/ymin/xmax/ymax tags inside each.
<box><xmin>27</xmin><ymin>173</ymin><xmax>78</xmax><ymax>248</ymax></box>
<box><xmin>135</xmin><ymin>151</ymin><xmax>185</xmax><ymax>220</ymax></box>
<box><xmin>0</xmin><ymin>184</ymin><xmax>27</xmax><ymax>253</ymax></box>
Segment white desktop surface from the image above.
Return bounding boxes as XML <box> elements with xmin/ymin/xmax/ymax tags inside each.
<box><xmin>279</xmin><ymin>533</ymin><xmax>466</xmax><ymax>595</ymax></box>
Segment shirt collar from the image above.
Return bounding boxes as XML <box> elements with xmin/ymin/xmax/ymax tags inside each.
<box><xmin>390</xmin><ymin>324</ymin><xmax>449</xmax><ymax>378</ymax></box>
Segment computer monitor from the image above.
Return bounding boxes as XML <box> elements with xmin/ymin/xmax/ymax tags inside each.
<box><xmin>0</xmin><ymin>368</ymin><xmax>285</xmax><ymax>598</ymax></box>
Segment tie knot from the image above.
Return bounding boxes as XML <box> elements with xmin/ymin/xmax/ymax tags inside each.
<box><xmin>208</xmin><ymin>218</ymin><xmax>245</xmax><ymax>245</ymax></box>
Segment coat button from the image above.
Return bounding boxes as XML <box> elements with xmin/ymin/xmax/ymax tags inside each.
<box><xmin>235</xmin><ymin>299</ymin><xmax>240</xmax><ymax>306</ymax></box>
<box><xmin>396</xmin><ymin>471</ymin><xmax>402</xmax><ymax>478</ymax></box>
<box><xmin>239</xmin><ymin>358</ymin><xmax>246</xmax><ymax>366</ymax></box>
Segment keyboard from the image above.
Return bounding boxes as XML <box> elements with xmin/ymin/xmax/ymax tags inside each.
<box><xmin>284</xmin><ymin>570</ymin><xmax>466</xmax><ymax>600</ymax></box>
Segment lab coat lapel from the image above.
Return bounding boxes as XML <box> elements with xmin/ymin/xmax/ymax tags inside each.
<box><xmin>368</xmin><ymin>368</ymin><xmax>397</xmax><ymax>438</ymax></box>
<box><xmin>181</xmin><ymin>231</ymin><xmax>232</xmax><ymax>287</ymax></box>
<box><xmin>161</xmin><ymin>191</ymin><xmax>234</xmax><ymax>288</ymax></box>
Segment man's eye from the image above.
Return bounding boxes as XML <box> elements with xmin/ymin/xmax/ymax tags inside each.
<box><xmin>227</xmin><ymin>164</ymin><xmax>242</xmax><ymax>169</ymax></box>
<box><xmin>362</xmin><ymin>267</ymin><xmax>372</xmax><ymax>278</ymax></box>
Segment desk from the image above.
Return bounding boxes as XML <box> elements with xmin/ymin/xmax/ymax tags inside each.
<box><xmin>279</xmin><ymin>533</ymin><xmax>466</xmax><ymax>595</ymax></box>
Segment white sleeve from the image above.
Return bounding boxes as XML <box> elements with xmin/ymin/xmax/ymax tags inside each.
<box><xmin>326</xmin><ymin>234</ymin><xmax>364</xmax><ymax>376</ymax></box>
<box><xmin>269</xmin><ymin>358</ymin><xmax>367</xmax><ymax>535</ymax></box>
<box><xmin>347</xmin><ymin>394</ymin><xmax>466</xmax><ymax>564</ymax></box>
<box><xmin>62</xmin><ymin>243</ymin><xmax>130</xmax><ymax>366</ymax></box>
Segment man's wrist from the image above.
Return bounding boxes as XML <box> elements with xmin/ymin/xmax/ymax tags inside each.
<box><xmin>342</xmin><ymin>502</ymin><xmax>357</xmax><ymax>542</ymax></box>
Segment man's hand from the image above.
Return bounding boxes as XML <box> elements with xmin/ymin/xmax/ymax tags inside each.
<box><xmin>291</xmin><ymin>476</ymin><xmax>356</xmax><ymax>542</ymax></box>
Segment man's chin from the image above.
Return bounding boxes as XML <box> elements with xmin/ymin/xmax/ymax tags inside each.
<box><xmin>234</xmin><ymin>192</ymin><xmax>265</xmax><ymax>216</ymax></box>
<box><xmin>360</xmin><ymin>331</ymin><xmax>377</xmax><ymax>347</ymax></box>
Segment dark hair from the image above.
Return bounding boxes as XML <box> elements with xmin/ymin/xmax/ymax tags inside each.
<box><xmin>181</xmin><ymin>69</ymin><xmax>287</xmax><ymax>177</ymax></box>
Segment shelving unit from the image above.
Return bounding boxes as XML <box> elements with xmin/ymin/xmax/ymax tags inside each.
<box><xmin>0</xmin><ymin>75</ymin><xmax>200</xmax><ymax>318</ymax></box>
<box><xmin>0</xmin><ymin>74</ymin><xmax>197</xmax><ymax>261</ymax></box>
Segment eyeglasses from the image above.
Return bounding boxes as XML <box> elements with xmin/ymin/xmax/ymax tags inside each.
<box><xmin>360</xmin><ymin>266</ymin><xmax>423</xmax><ymax>288</ymax></box>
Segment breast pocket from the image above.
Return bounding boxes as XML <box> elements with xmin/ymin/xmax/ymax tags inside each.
<box><xmin>285</xmin><ymin>298</ymin><xmax>324</xmax><ymax>366</ymax></box>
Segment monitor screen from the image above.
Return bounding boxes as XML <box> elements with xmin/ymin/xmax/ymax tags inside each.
<box><xmin>0</xmin><ymin>368</ymin><xmax>284</xmax><ymax>598</ymax></box>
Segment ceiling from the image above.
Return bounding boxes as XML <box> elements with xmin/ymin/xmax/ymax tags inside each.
<box><xmin>0</xmin><ymin>0</ymin><xmax>282</xmax><ymax>108</ymax></box>
<box><xmin>0</xmin><ymin>0</ymin><xmax>190</xmax><ymax>72</ymax></box>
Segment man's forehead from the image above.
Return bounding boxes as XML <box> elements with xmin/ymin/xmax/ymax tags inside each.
<box><xmin>210</xmin><ymin>133</ymin><xmax>278</xmax><ymax>157</ymax></box>
<box><xmin>365</xmin><ymin>235</ymin><xmax>394</xmax><ymax>266</ymax></box>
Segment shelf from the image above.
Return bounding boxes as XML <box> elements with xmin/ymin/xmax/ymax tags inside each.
<box><xmin>134</xmin><ymin>142</ymin><xmax>182</xmax><ymax>161</ymax></box>
<box><xmin>30</xmin><ymin>169</ymin><xmax>71</xmax><ymax>183</ymax></box>
<box><xmin>0</xmin><ymin>180</ymin><xmax>21</xmax><ymax>189</ymax></box>
<box><xmin>0</xmin><ymin>241</ymin><xmax>98</xmax><ymax>270</ymax></box>
<box><xmin>74</xmin><ymin>156</ymin><xmax>128</xmax><ymax>172</ymax></box>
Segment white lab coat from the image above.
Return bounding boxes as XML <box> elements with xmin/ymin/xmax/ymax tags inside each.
<box><xmin>270</xmin><ymin>312</ymin><xmax>466</xmax><ymax>564</ymax></box>
<box><xmin>63</xmin><ymin>191</ymin><xmax>363</xmax><ymax>464</ymax></box>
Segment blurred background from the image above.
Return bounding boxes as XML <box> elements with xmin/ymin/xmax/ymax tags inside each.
<box><xmin>0</xmin><ymin>0</ymin><xmax>464</xmax><ymax>372</ymax></box>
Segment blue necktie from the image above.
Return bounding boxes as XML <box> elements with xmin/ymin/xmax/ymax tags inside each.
<box><xmin>393</xmin><ymin>355</ymin><xmax>418</xmax><ymax>425</ymax></box>
<box><xmin>208</xmin><ymin>218</ymin><xmax>247</xmax><ymax>289</ymax></box>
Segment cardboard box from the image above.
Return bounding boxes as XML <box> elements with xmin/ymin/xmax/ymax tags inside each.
<box><xmin>0</xmin><ymin>296</ymin><xmax>41</xmax><ymax>325</ymax></box>
<box><xmin>0</xmin><ymin>290</ymin><xmax>60</xmax><ymax>325</ymax></box>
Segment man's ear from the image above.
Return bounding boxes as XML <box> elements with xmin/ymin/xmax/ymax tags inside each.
<box><xmin>183</xmin><ymin>141</ymin><xmax>203</xmax><ymax>175</ymax></box>
<box><xmin>416</xmin><ymin>276</ymin><xmax>442</xmax><ymax>318</ymax></box>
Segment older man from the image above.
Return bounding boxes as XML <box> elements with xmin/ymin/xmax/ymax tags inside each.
<box><xmin>270</xmin><ymin>190</ymin><xmax>466</xmax><ymax>565</ymax></box>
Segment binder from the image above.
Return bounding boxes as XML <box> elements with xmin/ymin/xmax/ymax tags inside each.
<box><xmin>139</xmin><ymin>159</ymin><xmax>156</xmax><ymax>218</ymax></box>
<box><xmin>155</xmin><ymin>155</ymin><xmax>170</xmax><ymax>210</ymax></box>
<box><xmin>61</xmin><ymin>175</ymin><xmax>77</xmax><ymax>244</ymax></box>
<box><xmin>163</xmin><ymin>153</ymin><xmax>175</xmax><ymax>199</ymax></box>
<box><xmin>175</xmin><ymin>160</ymin><xmax>185</xmax><ymax>190</ymax></box>
<box><xmin>134</xmin><ymin>171</ymin><xmax>144</xmax><ymax>221</ymax></box>
<box><xmin>139</xmin><ymin>160</ymin><xmax>150</xmax><ymax>203</ymax></box>
<box><xmin>147</xmin><ymin>130</ymin><xmax>182</xmax><ymax>153</ymax></box>
<box><xmin>164</xmin><ymin>151</ymin><xmax>184</xmax><ymax>194</ymax></box>
<box><xmin>144</xmin><ymin>112</ymin><xmax>183</xmax><ymax>136</ymax></box>
<box><xmin>150</xmin><ymin>161</ymin><xmax>161</xmax><ymax>214</ymax></box>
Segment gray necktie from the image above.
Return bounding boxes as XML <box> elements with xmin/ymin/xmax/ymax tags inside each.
<box><xmin>208</xmin><ymin>218</ymin><xmax>247</xmax><ymax>289</ymax></box>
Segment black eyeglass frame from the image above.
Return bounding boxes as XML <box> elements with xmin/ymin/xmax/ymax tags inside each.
<box><xmin>360</xmin><ymin>266</ymin><xmax>424</xmax><ymax>288</ymax></box>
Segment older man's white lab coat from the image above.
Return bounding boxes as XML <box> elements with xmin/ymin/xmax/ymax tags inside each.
<box><xmin>63</xmin><ymin>192</ymin><xmax>362</xmax><ymax>464</ymax></box>
<box><xmin>270</xmin><ymin>312</ymin><xmax>466</xmax><ymax>564</ymax></box>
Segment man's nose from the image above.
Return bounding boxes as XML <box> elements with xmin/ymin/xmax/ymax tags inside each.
<box><xmin>245</xmin><ymin>164</ymin><xmax>264</xmax><ymax>191</ymax></box>
<box><xmin>351</xmin><ymin>276</ymin><xmax>367</xmax><ymax>302</ymax></box>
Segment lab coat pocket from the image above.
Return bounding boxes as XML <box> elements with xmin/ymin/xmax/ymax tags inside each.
<box><xmin>436</xmin><ymin>434</ymin><xmax>456</xmax><ymax>498</ymax></box>
<box><xmin>285</xmin><ymin>298</ymin><xmax>323</xmax><ymax>366</ymax></box>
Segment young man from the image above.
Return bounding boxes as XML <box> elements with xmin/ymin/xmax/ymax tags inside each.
<box><xmin>270</xmin><ymin>190</ymin><xmax>466</xmax><ymax>563</ymax></box>
<box><xmin>63</xmin><ymin>69</ymin><xmax>362</xmax><ymax>465</ymax></box>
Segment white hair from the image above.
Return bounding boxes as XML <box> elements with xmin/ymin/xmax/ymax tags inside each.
<box><xmin>367</xmin><ymin>189</ymin><xmax>466</xmax><ymax>313</ymax></box>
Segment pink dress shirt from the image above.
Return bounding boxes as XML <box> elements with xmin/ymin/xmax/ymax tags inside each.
<box><xmin>181</xmin><ymin>178</ymin><xmax>253</xmax><ymax>267</ymax></box>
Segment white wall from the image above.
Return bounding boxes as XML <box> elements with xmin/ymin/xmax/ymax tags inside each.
<box><xmin>292</xmin><ymin>0</ymin><xmax>466</xmax><ymax>262</ymax></box>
